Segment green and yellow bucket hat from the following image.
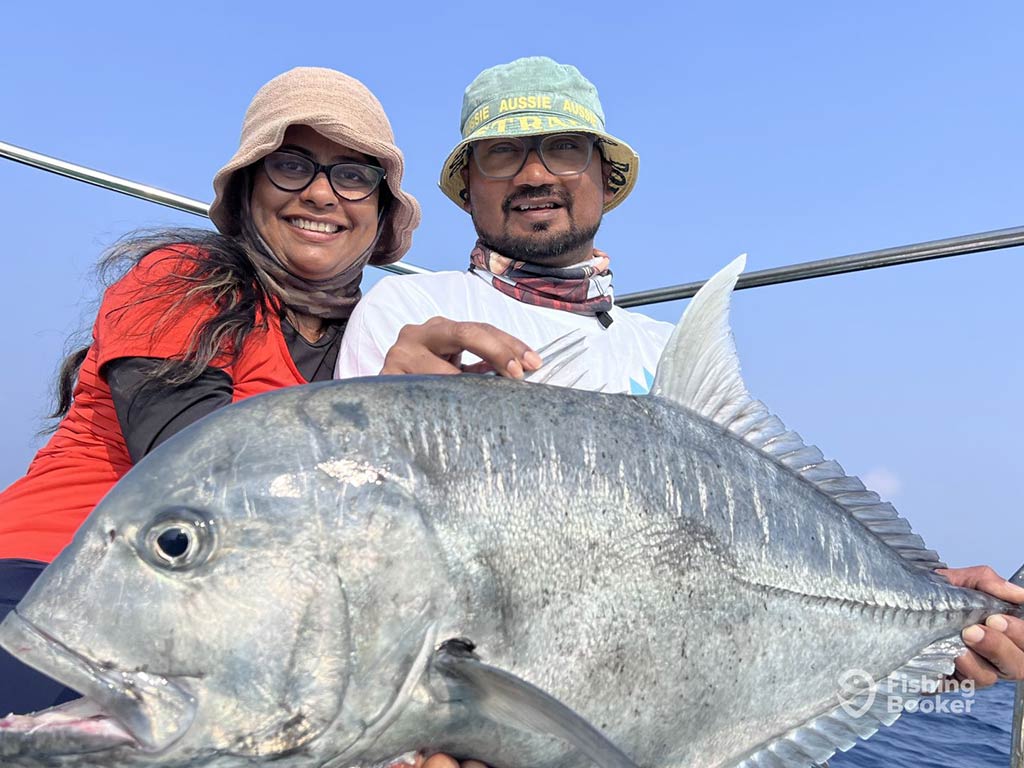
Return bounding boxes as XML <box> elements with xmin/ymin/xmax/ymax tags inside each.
<box><xmin>439</xmin><ymin>56</ymin><xmax>640</xmax><ymax>213</ymax></box>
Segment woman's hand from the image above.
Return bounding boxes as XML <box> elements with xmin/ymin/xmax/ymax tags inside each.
<box><xmin>381</xmin><ymin>317</ymin><xmax>541</xmax><ymax>378</ymax></box>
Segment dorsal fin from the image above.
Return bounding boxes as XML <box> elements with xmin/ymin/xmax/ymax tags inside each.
<box><xmin>651</xmin><ymin>255</ymin><xmax>945</xmax><ymax>571</ymax></box>
<box><xmin>651</xmin><ymin>254</ymin><xmax>749</xmax><ymax>424</ymax></box>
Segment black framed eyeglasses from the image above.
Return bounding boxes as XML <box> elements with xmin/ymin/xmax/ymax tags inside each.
<box><xmin>471</xmin><ymin>133</ymin><xmax>597</xmax><ymax>179</ymax></box>
<box><xmin>262</xmin><ymin>150</ymin><xmax>386</xmax><ymax>201</ymax></box>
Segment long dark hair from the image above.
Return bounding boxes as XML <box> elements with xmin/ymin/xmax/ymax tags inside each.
<box><xmin>50</xmin><ymin>157</ymin><xmax>393</xmax><ymax>423</ymax></box>
<box><xmin>50</xmin><ymin>224</ymin><xmax>275</xmax><ymax>421</ymax></box>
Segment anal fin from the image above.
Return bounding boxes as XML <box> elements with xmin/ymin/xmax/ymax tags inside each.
<box><xmin>733</xmin><ymin>638</ymin><xmax>962</xmax><ymax>768</ymax></box>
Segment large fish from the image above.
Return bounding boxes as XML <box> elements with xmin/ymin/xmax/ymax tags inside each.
<box><xmin>0</xmin><ymin>256</ymin><xmax>1018</xmax><ymax>768</ymax></box>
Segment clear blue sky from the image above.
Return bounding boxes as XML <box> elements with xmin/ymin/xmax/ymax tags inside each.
<box><xmin>1</xmin><ymin>2</ymin><xmax>1021</xmax><ymax>573</ymax></box>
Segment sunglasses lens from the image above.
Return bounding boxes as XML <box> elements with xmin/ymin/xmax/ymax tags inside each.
<box><xmin>330</xmin><ymin>164</ymin><xmax>384</xmax><ymax>200</ymax></box>
<box><xmin>264</xmin><ymin>152</ymin><xmax>315</xmax><ymax>189</ymax></box>
<box><xmin>474</xmin><ymin>139</ymin><xmax>527</xmax><ymax>178</ymax></box>
<box><xmin>539</xmin><ymin>133</ymin><xmax>592</xmax><ymax>174</ymax></box>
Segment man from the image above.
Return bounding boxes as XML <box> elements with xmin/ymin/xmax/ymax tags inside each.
<box><xmin>337</xmin><ymin>56</ymin><xmax>1023</xmax><ymax>700</ymax></box>
<box><xmin>336</xmin><ymin>56</ymin><xmax>672</xmax><ymax>393</ymax></box>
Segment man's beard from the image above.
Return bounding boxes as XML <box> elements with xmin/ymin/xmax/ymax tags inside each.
<box><xmin>473</xmin><ymin>186</ymin><xmax>601</xmax><ymax>266</ymax></box>
<box><xmin>476</xmin><ymin>220</ymin><xmax>601</xmax><ymax>266</ymax></box>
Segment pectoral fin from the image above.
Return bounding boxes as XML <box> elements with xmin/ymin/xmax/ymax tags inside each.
<box><xmin>432</xmin><ymin>639</ymin><xmax>638</xmax><ymax>768</ymax></box>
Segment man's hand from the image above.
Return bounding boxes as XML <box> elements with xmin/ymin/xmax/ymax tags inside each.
<box><xmin>936</xmin><ymin>565</ymin><xmax>1024</xmax><ymax>687</ymax></box>
<box><xmin>381</xmin><ymin>317</ymin><xmax>541</xmax><ymax>378</ymax></box>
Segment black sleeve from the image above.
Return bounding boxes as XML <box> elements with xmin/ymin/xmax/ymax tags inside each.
<box><xmin>104</xmin><ymin>357</ymin><xmax>234</xmax><ymax>463</ymax></box>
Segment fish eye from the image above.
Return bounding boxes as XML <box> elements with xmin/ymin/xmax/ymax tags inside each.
<box><xmin>156</xmin><ymin>527</ymin><xmax>190</xmax><ymax>558</ymax></box>
<box><xmin>140</xmin><ymin>507</ymin><xmax>217</xmax><ymax>571</ymax></box>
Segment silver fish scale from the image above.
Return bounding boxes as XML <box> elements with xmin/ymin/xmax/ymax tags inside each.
<box><xmin>0</xmin><ymin>375</ymin><xmax>1004</xmax><ymax>768</ymax></box>
<box><xmin>312</xmin><ymin>377</ymin><xmax>993</xmax><ymax>767</ymax></box>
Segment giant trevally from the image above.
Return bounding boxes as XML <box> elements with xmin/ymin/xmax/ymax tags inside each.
<box><xmin>0</xmin><ymin>256</ymin><xmax>1018</xmax><ymax>768</ymax></box>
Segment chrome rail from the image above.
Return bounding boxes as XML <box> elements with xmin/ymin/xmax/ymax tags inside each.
<box><xmin>2</xmin><ymin>139</ymin><xmax>1022</xmax><ymax>300</ymax></box>
<box><xmin>0</xmin><ymin>140</ymin><xmax>431</xmax><ymax>276</ymax></box>
<box><xmin>615</xmin><ymin>226</ymin><xmax>1024</xmax><ymax>307</ymax></box>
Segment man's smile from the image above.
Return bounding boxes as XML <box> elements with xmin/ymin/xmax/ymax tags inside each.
<box><xmin>504</xmin><ymin>190</ymin><xmax>571</xmax><ymax>225</ymax></box>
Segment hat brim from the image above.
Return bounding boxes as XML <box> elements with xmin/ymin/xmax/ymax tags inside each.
<box><xmin>438</xmin><ymin>121</ymin><xmax>638</xmax><ymax>214</ymax></box>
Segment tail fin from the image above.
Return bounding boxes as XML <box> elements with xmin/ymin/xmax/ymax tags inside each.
<box><xmin>1010</xmin><ymin>562</ymin><xmax>1023</xmax><ymax>768</ymax></box>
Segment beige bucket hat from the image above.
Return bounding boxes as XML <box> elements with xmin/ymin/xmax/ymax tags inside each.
<box><xmin>210</xmin><ymin>67</ymin><xmax>420</xmax><ymax>266</ymax></box>
<box><xmin>439</xmin><ymin>57</ymin><xmax>639</xmax><ymax>214</ymax></box>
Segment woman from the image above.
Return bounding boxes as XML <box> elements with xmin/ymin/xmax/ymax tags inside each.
<box><xmin>0</xmin><ymin>66</ymin><xmax>420</xmax><ymax>714</ymax></box>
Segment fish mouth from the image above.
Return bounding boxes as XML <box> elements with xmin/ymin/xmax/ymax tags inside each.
<box><xmin>0</xmin><ymin>610</ymin><xmax>196</xmax><ymax>757</ymax></box>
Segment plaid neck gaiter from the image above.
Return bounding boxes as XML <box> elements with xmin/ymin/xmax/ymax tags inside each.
<box><xmin>469</xmin><ymin>240</ymin><xmax>615</xmax><ymax>326</ymax></box>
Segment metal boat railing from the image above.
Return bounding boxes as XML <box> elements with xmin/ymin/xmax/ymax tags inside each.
<box><xmin>3</xmin><ymin>139</ymin><xmax>1023</xmax><ymax>296</ymax></box>
<box><xmin>0</xmin><ymin>140</ymin><xmax>432</xmax><ymax>276</ymax></box>
<box><xmin>3</xmin><ymin>138</ymin><xmax>1023</xmax><ymax>767</ymax></box>
<box><xmin>615</xmin><ymin>226</ymin><xmax>1024</xmax><ymax>306</ymax></box>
